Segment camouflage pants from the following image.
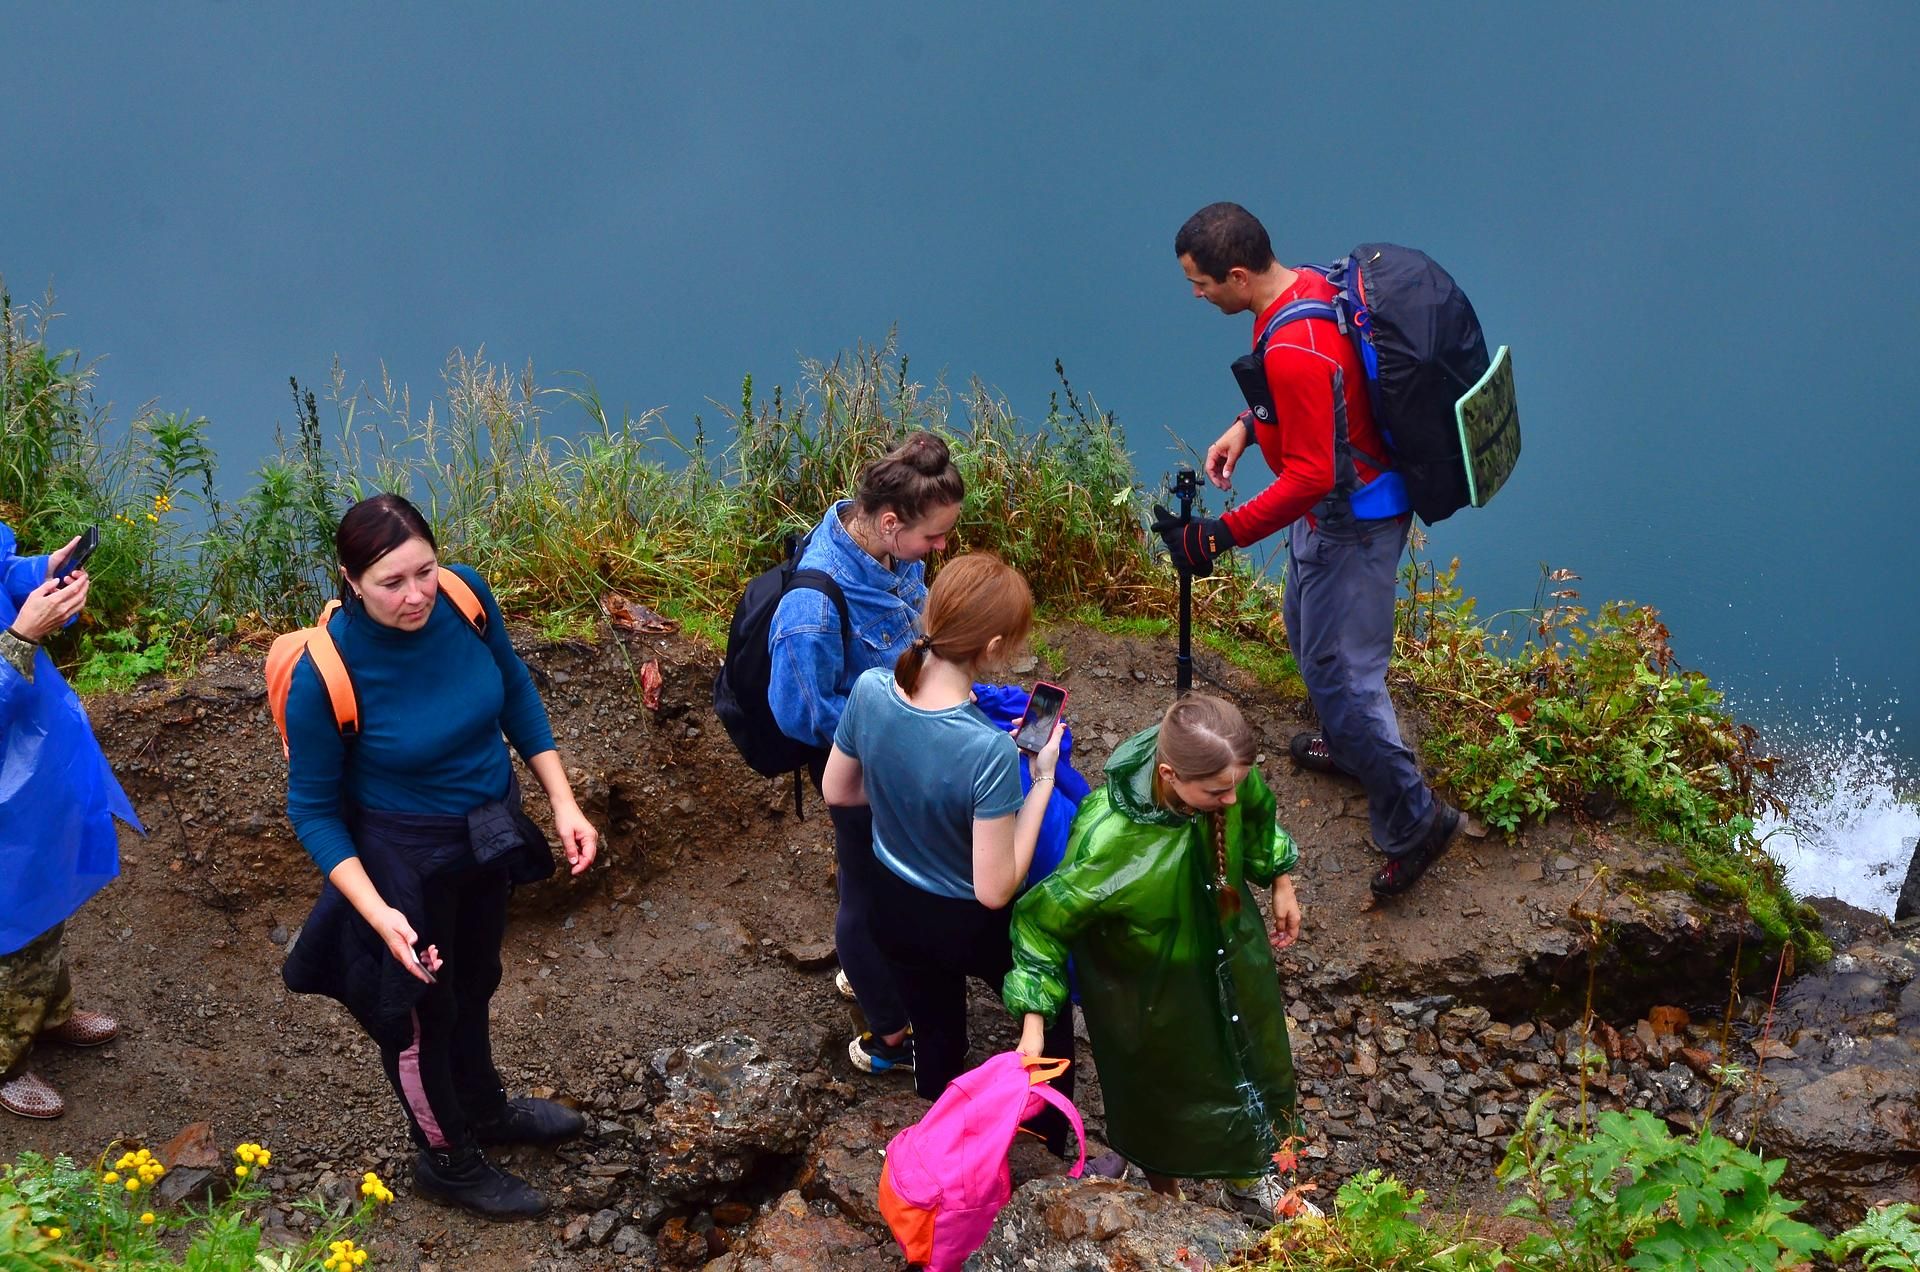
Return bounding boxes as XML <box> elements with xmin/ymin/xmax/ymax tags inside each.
<box><xmin>0</xmin><ymin>924</ymin><xmax>73</xmax><ymax>1076</ymax></box>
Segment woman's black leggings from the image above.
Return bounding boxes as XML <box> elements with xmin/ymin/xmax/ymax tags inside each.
<box><xmin>373</xmin><ymin>861</ymin><xmax>513</xmax><ymax>1151</ymax></box>
<box><xmin>829</xmin><ymin>804</ymin><xmax>910</xmax><ymax>1037</ymax></box>
<box><xmin>866</xmin><ymin>857</ymin><xmax>1076</xmax><ymax>1148</ymax></box>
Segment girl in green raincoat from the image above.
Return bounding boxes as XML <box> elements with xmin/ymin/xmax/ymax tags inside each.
<box><xmin>1004</xmin><ymin>693</ymin><xmax>1304</xmax><ymax>1209</ymax></box>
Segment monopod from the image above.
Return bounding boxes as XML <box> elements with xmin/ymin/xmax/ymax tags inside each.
<box><xmin>1174</xmin><ymin>467</ymin><xmax>1197</xmax><ymax>695</ymax></box>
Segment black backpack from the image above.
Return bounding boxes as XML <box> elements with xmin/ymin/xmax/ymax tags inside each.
<box><xmin>1233</xmin><ymin>243</ymin><xmax>1517</xmax><ymax>525</ymax></box>
<box><xmin>712</xmin><ymin>536</ymin><xmax>852</xmax><ymax>783</ymax></box>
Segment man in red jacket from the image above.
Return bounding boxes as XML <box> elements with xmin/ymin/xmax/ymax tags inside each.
<box><xmin>1158</xmin><ymin>202</ymin><xmax>1463</xmax><ymax>896</ymax></box>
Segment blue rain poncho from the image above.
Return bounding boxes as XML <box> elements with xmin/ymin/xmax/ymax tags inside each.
<box><xmin>0</xmin><ymin>523</ymin><xmax>141</xmax><ymax>955</ymax></box>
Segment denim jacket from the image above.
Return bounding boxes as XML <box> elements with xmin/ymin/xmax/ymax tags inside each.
<box><xmin>768</xmin><ymin>501</ymin><xmax>928</xmax><ymax>749</ymax></box>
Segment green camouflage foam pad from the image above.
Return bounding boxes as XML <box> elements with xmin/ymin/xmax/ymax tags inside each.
<box><xmin>1455</xmin><ymin>344</ymin><xmax>1519</xmax><ymax>507</ymax></box>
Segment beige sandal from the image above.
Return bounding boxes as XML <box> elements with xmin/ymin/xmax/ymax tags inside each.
<box><xmin>0</xmin><ymin>1071</ymin><xmax>65</xmax><ymax>1119</ymax></box>
<box><xmin>39</xmin><ymin>1010</ymin><xmax>119</xmax><ymax>1047</ymax></box>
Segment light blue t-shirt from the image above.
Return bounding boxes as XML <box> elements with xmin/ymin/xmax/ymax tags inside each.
<box><xmin>832</xmin><ymin>667</ymin><xmax>1024</xmax><ymax>900</ymax></box>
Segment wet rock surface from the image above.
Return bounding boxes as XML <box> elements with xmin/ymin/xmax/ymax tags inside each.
<box><xmin>704</xmin><ymin>1189</ymin><xmax>895</xmax><ymax>1272</ymax></box>
<box><xmin>18</xmin><ymin>622</ymin><xmax>1875</xmax><ymax>1266</ymax></box>
<box><xmin>966</xmin><ymin>1176</ymin><xmax>1255</xmax><ymax>1271</ymax></box>
<box><xmin>645</xmin><ymin>1034</ymin><xmax>814</xmax><ymax>1202</ymax></box>
<box><xmin>1733</xmin><ymin>914</ymin><xmax>1920</xmax><ymax>1227</ymax></box>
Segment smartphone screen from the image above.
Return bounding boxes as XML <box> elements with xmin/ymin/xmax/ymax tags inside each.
<box><xmin>59</xmin><ymin>526</ymin><xmax>99</xmax><ymax>581</ymax></box>
<box><xmin>1014</xmin><ymin>682</ymin><xmax>1068</xmax><ymax>753</ymax></box>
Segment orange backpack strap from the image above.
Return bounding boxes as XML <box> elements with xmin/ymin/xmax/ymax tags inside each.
<box><xmin>302</xmin><ymin>612</ymin><xmax>357</xmax><ymax>742</ymax></box>
<box><xmin>435</xmin><ymin>567</ymin><xmax>488</xmax><ymax>635</ymax></box>
<box><xmin>1020</xmin><ymin>1054</ymin><xmax>1072</xmax><ymax>1086</ymax></box>
<box><xmin>266</xmin><ymin>600</ymin><xmax>355</xmax><ymax>760</ymax></box>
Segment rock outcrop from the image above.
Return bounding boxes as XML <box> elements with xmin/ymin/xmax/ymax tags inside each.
<box><xmin>1736</xmin><ymin>915</ymin><xmax>1920</xmax><ymax>1226</ymax></box>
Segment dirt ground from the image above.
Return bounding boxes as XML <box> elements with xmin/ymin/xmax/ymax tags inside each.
<box><xmin>0</xmin><ymin>618</ymin><xmax>1712</xmax><ymax>1268</ymax></box>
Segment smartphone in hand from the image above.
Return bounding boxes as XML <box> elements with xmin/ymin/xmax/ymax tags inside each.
<box><xmin>1014</xmin><ymin>681</ymin><xmax>1068</xmax><ymax>753</ymax></box>
<box><xmin>58</xmin><ymin>526</ymin><xmax>99</xmax><ymax>583</ymax></box>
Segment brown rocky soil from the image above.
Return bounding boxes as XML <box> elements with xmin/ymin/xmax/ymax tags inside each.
<box><xmin>0</xmin><ymin>618</ymin><xmax>1824</xmax><ymax>1267</ymax></box>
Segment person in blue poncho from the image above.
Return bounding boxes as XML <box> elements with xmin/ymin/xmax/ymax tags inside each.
<box><xmin>0</xmin><ymin>523</ymin><xmax>143</xmax><ymax>1120</ymax></box>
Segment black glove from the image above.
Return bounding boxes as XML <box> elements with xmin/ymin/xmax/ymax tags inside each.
<box><xmin>1151</xmin><ymin>504</ymin><xmax>1235</xmax><ymax>578</ymax></box>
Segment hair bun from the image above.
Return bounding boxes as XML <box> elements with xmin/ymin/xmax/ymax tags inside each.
<box><xmin>901</xmin><ymin>432</ymin><xmax>949</xmax><ymax>473</ymax></box>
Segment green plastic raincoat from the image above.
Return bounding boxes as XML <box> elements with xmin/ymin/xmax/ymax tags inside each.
<box><xmin>1003</xmin><ymin>725</ymin><xmax>1300</xmax><ymax>1179</ymax></box>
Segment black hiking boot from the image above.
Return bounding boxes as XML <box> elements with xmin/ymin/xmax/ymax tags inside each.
<box><xmin>413</xmin><ymin>1143</ymin><xmax>547</xmax><ymax>1219</ymax></box>
<box><xmin>472</xmin><ymin>1097</ymin><xmax>586</xmax><ymax>1147</ymax></box>
<box><xmin>1370</xmin><ymin>804</ymin><xmax>1462</xmax><ymax>898</ymax></box>
<box><xmin>1289</xmin><ymin>732</ymin><xmax>1354</xmax><ymax>778</ymax></box>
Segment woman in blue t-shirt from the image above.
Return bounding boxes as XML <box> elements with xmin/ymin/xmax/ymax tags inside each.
<box><xmin>821</xmin><ymin>554</ymin><xmax>1076</xmax><ymax>1111</ymax></box>
<box><xmin>281</xmin><ymin>494</ymin><xmax>598</xmax><ymax>1221</ymax></box>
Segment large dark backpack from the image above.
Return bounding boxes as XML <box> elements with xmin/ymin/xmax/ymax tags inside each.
<box><xmin>712</xmin><ymin>536</ymin><xmax>852</xmax><ymax>783</ymax></box>
<box><xmin>1238</xmin><ymin>243</ymin><xmax>1517</xmax><ymax>525</ymax></box>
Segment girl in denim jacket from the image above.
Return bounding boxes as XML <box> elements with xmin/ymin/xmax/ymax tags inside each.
<box><xmin>768</xmin><ymin>432</ymin><xmax>963</xmax><ymax>1074</ymax></box>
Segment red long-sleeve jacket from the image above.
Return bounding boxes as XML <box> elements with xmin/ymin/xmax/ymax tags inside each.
<box><xmin>1220</xmin><ymin>271</ymin><xmax>1394</xmax><ymax>545</ymax></box>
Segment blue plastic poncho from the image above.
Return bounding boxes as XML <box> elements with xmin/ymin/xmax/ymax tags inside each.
<box><xmin>969</xmin><ymin>683</ymin><xmax>1091</xmax><ymax>888</ymax></box>
<box><xmin>0</xmin><ymin>524</ymin><xmax>140</xmax><ymax>955</ymax></box>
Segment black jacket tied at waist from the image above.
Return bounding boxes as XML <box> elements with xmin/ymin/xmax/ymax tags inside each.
<box><xmin>282</xmin><ymin>775</ymin><xmax>555</xmax><ymax>1047</ymax></box>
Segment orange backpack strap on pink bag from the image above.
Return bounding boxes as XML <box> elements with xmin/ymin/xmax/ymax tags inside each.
<box><xmin>264</xmin><ymin>568</ymin><xmax>488</xmax><ymax>760</ymax></box>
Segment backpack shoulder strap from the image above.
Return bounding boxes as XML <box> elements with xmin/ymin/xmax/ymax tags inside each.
<box><xmin>1256</xmin><ymin>299</ymin><xmax>1341</xmax><ymax>349</ymax></box>
<box><xmin>302</xmin><ymin>602</ymin><xmax>358</xmax><ymax>741</ymax></box>
<box><xmin>1026</xmin><ymin>1082</ymin><xmax>1088</xmax><ymax>1177</ymax></box>
<box><xmin>435</xmin><ymin>566</ymin><xmax>489</xmax><ymax>635</ymax></box>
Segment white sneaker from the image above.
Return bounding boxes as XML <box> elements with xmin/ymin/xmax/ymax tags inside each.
<box><xmin>834</xmin><ymin>968</ymin><xmax>857</xmax><ymax>1001</ymax></box>
<box><xmin>1226</xmin><ymin>1174</ymin><xmax>1324</xmax><ymax>1220</ymax></box>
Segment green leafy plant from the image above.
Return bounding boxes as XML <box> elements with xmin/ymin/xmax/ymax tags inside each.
<box><xmin>67</xmin><ymin>610</ymin><xmax>179</xmax><ymax>694</ymax></box>
<box><xmin>1230</xmin><ymin>1170</ymin><xmax>1506</xmax><ymax>1271</ymax></box>
<box><xmin>1496</xmin><ymin>1095</ymin><xmax>1825</xmax><ymax>1271</ymax></box>
<box><xmin>1831</xmin><ymin>1203</ymin><xmax>1920</xmax><ymax>1270</ymax></box>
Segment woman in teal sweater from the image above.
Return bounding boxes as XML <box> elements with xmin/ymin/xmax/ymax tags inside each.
<box><xmin>282</xmin><ymin>494</ymin><xmax>597</xmax><ymax>1220</ymax></box>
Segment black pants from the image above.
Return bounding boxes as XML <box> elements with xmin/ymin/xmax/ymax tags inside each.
<box><xmin>829</xmin><ymin>804</ymin><xmax>910</xmax><ymax>1037</ymax></box>
<box><xmin>374</xmin><ymin>859</ymin><xmax>512</xmax><ymax>1151</ymax></box>
<box><xmin>867</xmin><ymin>858</ymin><xmax>1076</xmax><ymax>1148</ymax></box>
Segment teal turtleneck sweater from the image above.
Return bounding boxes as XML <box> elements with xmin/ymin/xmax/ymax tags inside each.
<box><xmin>283</xmin><ymin>564</ymin><xmax>556</xmax><ymax>874</ymax></box>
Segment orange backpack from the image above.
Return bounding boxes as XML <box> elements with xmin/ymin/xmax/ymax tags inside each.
<box><xmin>265</xmin><ymin>568</ymin><xmax>486</xmax><ymax>759</ymax></box>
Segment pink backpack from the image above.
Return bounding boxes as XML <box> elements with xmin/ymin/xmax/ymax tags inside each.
<box><xmin>877</xmin><ymin>1052</ymin><xmax>1087</xmax><ymax>1271</ymax></box>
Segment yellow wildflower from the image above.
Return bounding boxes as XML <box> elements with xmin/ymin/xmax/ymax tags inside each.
<box><xmin>44</xmin><ymin>1227</ymin><xmax>62</xmax><ymax>1239</ymax></box>
<box><xmin>234</xmin><ymin>1164</ymin><xmax>249</xmax><ymax>1178</ymax></box>
<box><xmin>146</xmin><ymin>513</ymin><xmax>157</xmax><ymax>522</ymax></box>
<box><xmin>124</xmin><ymin>1178</ymin><xmax>140</xmax><ymax>1193</ymax></box>
<box><xmin>140</xmin><ymin>1212</ymin><xmax>155</xmax><ymax>1225</ymax></box>
<box><xmin>103</xmin><ymin>1171</ymin><xmax>120</xmax><ymax>1184</ymax></box>
<box><xmin>257</xmin><ymin>1150</ymin><xmax>271</xmax><ymax>1167</ymax></box>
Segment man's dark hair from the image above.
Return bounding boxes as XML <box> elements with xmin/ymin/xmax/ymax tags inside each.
<box><xmin>1174</xmin><ymin>202</ymin><xmax>1276</xmax><ymax>281</ymax></box>
<box><xmin>336</xmin><ymin>492</ymin><xmax>437</xmax><ymax>583</ymax></box>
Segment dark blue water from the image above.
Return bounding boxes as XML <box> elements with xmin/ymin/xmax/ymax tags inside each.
<box><xmin>8</xmin><ymin>5</ymin><xmax>1917</xmax><ymax>882</ymax></box>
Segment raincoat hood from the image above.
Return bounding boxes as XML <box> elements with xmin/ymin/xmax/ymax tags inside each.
<box><xmin>1101</xmin><ymin>725</ymin><xmax>1188</xmax><ymax>826</ymax></box>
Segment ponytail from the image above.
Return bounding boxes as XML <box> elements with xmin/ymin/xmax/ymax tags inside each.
<box><xmin>895</xmin><ymin>555</ymin><xmax>1032</xmax><ymax>693</ymax></box>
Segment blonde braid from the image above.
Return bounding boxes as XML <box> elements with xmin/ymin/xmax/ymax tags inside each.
<box><xmin>1212</xmin><ymin>811</ymin><xmax>1241</xmax><ymax>919</ymax></box>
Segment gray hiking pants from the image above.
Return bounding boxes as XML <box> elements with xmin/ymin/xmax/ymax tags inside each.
<box><xmin>1282</xmin><ymin>513</ymin><xmax>1438</xmax><ymax>857</ymax></box>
